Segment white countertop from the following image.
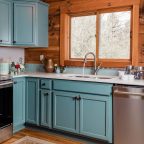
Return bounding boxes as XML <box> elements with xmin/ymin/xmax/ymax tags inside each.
<box><xmin>12</xmin><ymin>72</ymin><xmax>144</xmax><ymax>86</ymax></box>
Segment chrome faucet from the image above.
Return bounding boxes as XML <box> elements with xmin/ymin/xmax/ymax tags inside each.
<box><xmin>84</xmin><ymin>52</ymin><xmax>97</xmax><ymax>75</ymax></box>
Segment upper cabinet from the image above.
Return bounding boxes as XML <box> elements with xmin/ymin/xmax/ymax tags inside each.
<box><xmin>0</xmin><ymin>0</ymin><xmax>12</xmax><ymax>45</ymax></box>
<box><xmin>0</xmin><ymin>0</ymin><xmax>48</xmax><ymax>47</ymax></box>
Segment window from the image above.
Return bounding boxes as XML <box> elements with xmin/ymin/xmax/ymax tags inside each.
<box><xmin>70</xmin><ymin>11</ymin><xmax>131</xmax><ymax>60</ymax></box>
<box><xmin>99</xmin><ymin>11</ymin><xmax>131</xmax><ymax>59</ymax></box>
<box><xmin>60</xmin><ymin>5</ymin><xmax>139</xmax><ymax>67</ymax></box>
<box><xmin>71</xmin><ymin>15</ymin><xmax>96</xmax><ymax>59</ymax></box>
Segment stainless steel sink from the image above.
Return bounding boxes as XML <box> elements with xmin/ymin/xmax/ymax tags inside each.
<box><xmin>63</xmin><ymin>74</ymin><xmax>115</xmax><ymax>79</ymax></box>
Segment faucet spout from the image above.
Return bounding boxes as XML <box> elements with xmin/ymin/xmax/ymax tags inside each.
<box><xmin>83</xmin><ymin>52</ymin><xmax>97</xmax><ymax>75</ymax></box>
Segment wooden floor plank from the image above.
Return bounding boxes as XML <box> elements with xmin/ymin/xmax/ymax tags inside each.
<box><xmin>2</xmin><ymin>129</ymin><xmax>84</xmax><ymax>144</ymax></box>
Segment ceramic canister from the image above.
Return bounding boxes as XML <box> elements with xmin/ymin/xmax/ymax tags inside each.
<box><xmin>0</xmin><ymin>62</ymin><xmax>9</xmax><ymax>75</ymax></box>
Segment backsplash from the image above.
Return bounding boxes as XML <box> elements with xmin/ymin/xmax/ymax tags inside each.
<box><xmin>0</xmin><ymin>47</ymin><xmax>24</xmax><ymax>63</ymax></box>
<box><xmin>25</xmin><ymin>63</ymin><xmax>119</xmax><ymax>76</ymax></box>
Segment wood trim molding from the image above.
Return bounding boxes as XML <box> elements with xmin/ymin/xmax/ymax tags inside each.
<box><xmin>132</xmin><ymin>4</ymin><xmax>140</xmax><ymax>66</ymax></box>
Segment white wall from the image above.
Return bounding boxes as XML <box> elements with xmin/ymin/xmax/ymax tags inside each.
<box><xmin>0</xmin><ymin>47</ymin><xmax>24</xmax><ymax>63</ymax></box>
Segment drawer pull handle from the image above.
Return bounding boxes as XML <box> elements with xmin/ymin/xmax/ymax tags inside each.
<box><xmin>77</xmin><ymin>96</ymin><xmax>81</xmax><ymax>100</ymax></box>
<box><xmin>14</xmin><ymin>81</ymin><xmax>17</xmax><ymax>84</ymax></box>
<box><xmin>44</xmin><ymin>93</ymin><xmax>49</xmax><ymax>96</ymax></box>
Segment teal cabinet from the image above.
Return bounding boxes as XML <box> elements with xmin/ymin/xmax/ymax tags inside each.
<box><xmin>79</xmin><ymin>94</ymin><xmax>112</xmax><ymax>143</ymax></box>
<box><xmin>26</xmin><ymin>78</ymin><xmax>39</xmax><ymax>125</ymax></box>
<box><xmin>0</xmin><ymin>0</ymin><xmax>12</xmax><ymax>45</ymax></box>
<box><xmin>53</xmin><ymin>80</ymin><xmax>112</xmax><ymax>143</ymax></box>
<box><xmin>0</xmin><ymin>0</ymin><xmax>48</xmax><ymax>47</ymax></box>
<box><xmin>13</xmin><ymin>78</ymin><xmax>25</xmax><ymax>133</ymax></box>
<box><xmin>13</xmin><ymin>1</ymin><xmax>48</xmax><ymax>47</ymax></box>
<box><xmin>53</xmin><ymin>91</ymin><xmax>79</xmax><ymax>133</ymax></box>
<box><xmin>13</xmin><ymin>2</ymin><xmax>36</xmax><ymax>45</ymax></box>
<box><xmin>40</xmin><ymin>90</ymin><xmax>52</xmax><ymax>128</ymax></box>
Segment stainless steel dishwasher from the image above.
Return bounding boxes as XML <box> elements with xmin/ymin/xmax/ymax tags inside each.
<box><xmin>113</xmin><ymin>85</ymin><xmax>144</xmax><ymax>144</ymax></box>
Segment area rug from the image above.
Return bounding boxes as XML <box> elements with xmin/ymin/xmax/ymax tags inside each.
<box><xmin>12</xmin><ymin>136</ymin><xmax>55</xmax><ymax>144</ymax></box>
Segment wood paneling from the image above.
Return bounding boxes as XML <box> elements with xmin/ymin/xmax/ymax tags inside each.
<box><xmin>138</xmin><ymin>23</ymin><xmax>144</xmax><ymax>64</ymax></box>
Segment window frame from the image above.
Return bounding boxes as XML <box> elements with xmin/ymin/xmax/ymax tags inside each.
<box><xmin>60</xmin><ymin>4</ymin><xmax>139</xmax><ymax>68</ymax></box>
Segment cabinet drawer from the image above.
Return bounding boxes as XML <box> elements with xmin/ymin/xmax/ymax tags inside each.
<box><xmin>40</xmin><ymin>79</ymin><xmax>52</xmax><ymax>89</ymax></box>
<box><xmin>53</xmin><ymin>80</ymin><xmax>112</xmax><ymax>96</ymax></box>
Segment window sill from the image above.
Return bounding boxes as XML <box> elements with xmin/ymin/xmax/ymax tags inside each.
<box><xmin>64</xmin><ymin>60</ymin><xmax>131</xmax><ymax>68</ymax></box>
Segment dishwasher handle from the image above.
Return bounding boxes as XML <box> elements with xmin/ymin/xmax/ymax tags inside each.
<box><xmin>113</xmin><ymin>91</ymin><xmax>144</xmax><ymax>97</ymax></box>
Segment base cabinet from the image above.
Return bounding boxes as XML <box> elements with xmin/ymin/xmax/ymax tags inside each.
<box><xmin>13</xmin><ymin>78</ymin><xmax>25</xmax><ymax>133</ymax></box>
<box><xmin>26</xmin><ymin>78</ymin><xmax>39</xmax><ymax>125</ymax></box>
<box><xmin>53</xmin><ymin>91</ymin><xmax>79</xmax><ymax>133</ymax></box>
<box><xmin>18</xmin><ymin>78</ymin><xmax>112</xmax><ymax>143</ymax></box>
<box><xmin>79</xmin><ymin>94</ymin><xmax>112</xmax><ymax>142</ymax></box>
<box><xmin>53</xmin><ymin>80</ymin><xmax>112</xmax><ymax>143</ymax></box>
<box><xmin>40</xmin><ymin>89</ymin><xmax>52</xmax><ymax>128</ymax></box>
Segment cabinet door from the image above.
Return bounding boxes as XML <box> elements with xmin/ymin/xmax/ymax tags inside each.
<box><xmin>13</xmin><ymin>78</ymin><xmax>25</xmax><ymax>133</ymax></box>
<box><xmin>79</xmin><ymin>94</ymin><xmax>112</xmax><ymax>143</ymax></box>
<box><xmin>26</xmin><ymin>78</ymin><xmax>39</xmax><ymax>125</ymax></box>
<box><xmin>40</xmin><ymin>90</ymin><xmax>52</xmax><ymax>128</ymax></box>
<box><xmin>14</xmin><ymin>2</ymin><xmax>36</xmax><ymax>45</ymax></box>
<box><xmin>53</xmin><ymin>91</ymin><xmax>79</xmax><ymax>133</ymax></box>
<box><xmin>0</xmin><ymin>0</ymin><xmax>12</xmax><ymax>45</ymax></box>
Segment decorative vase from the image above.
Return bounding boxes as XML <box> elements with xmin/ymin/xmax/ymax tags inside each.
<box><xmin>45</xmin><ymin>59</ymin><xmax>54</xmax><ymax>73</ymax></box>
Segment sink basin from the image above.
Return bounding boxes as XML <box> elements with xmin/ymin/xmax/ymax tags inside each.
<box><xmin>63</xmin><ymin>74</ymin><xmax>115</xmax><ymax>79</ymax></box>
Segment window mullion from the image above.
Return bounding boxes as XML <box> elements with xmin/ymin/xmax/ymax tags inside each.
<box><xmin>96</xmin><ymin>12</ymin><xmax>100</xmax><ymax>64</ymax></box>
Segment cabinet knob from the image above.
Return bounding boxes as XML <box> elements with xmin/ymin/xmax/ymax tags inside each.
<box><xmin>44</xmin><ymin>93</ymin><xmax>49</xmax><ymax>96</ymax></box>
<box><xmin>13</xmin><ymin>40</ymin><xmax>16</xmax><ymax>43</ymax></box>
<box><xmin>0</xmin><ymin>40</ymin><xmax>2</xmax><ymax>42</ymax></box>
<box><xmin>42</xmin><ymin>83</ymin><xmax>46</xmax><ymax>86</ymax></box>
<box><xmin>14</xmin><ymin>81</ymin><xmax>17</xmax><ymax>84</ymax></box>
<box><xmin>75</xmin><ymin>95</ymin><xmax>81</xmax><ymax>100</ymax></box>
<box><xmin>73</xmin><ymin>96</ymin><xmax>77</xmax><ymax>100</ymax></box>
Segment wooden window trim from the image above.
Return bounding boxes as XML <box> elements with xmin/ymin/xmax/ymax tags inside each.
<box><xmin>60</xmin><ymin>1</ymin><xmax>140</xmax><ymax>68</ymax></box>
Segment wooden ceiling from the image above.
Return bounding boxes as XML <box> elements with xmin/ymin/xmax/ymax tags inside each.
<box><xmin>44</xmin><ymin>0</ymin><xmax>144</xmax><ymax>15</ymax></box>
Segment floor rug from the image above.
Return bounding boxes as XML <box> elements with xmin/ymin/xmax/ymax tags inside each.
<box><xmin>12</xmin><ymin>136</ymin><xmax>55</xmax><ymax>144</ymax></box>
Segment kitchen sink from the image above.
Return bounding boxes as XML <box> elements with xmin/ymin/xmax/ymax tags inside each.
<box><xmin>63</xmin><ymin>74</ymin><xmax>115</xmax><ymax>79</ymax></box>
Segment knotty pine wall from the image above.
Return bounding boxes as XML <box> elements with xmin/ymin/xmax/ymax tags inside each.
<box><xmin>25</xmin><ymin>0</ymin><xmax>144</xmax><ymax>66</ymax></box>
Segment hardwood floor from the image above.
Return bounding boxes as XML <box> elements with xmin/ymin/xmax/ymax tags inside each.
<box><xmin>2</xmin><ymin>128</ymin><xmax>107</xmax><ymax>144</ymax></box>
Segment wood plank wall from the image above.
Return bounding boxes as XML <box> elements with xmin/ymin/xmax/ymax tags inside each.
<box><xmin>25</xmin><ymin>0</ymin><xmax>144</xmax><ymax>66</ymax></box>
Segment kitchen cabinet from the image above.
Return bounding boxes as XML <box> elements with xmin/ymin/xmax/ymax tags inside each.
<box><xmin>53</xmin><ymin>80</ymin><xmax>112</xmax><ymax>143</ymax></box>
<box><xmin>13</xmin><ymin>78</ymin><xmax>25</xmax><ymax>133</ymax></box>
<box><xmin>26</xmin><ymin>78</ymin><xmax>39</xmax><ymax>125</ymax></box>
<box><xmin>53</xmin><ymin>91</ymin><xmax>79</xmax><ymax>133</ymax></box>
<box><xmin>40</xmin><ymin>79</ymin><xmax>52</xmax><ymax>128</ymax></box>
<box><xmin>0</xmin><ymin>0</ymin><xmax>12</xmax><ymax>45</ymax></box>
<box><xmin>79</xmin><ymin>93</ymin><xmax>112</xmax><ymax>142</ymax></box>
<box><xmin>13</xmin><ymin>1</ymin><xmax>48</xmax><ymax>47</ymax></box>
<box><xmin>40</xmin><ymin>90</ymin><xmax>52</xmax><ymax>128</ymax></box>
<box><xmin>0</xmin><ymin>0</ymin><xmax>48</xmax><ymax>47</ymax></box>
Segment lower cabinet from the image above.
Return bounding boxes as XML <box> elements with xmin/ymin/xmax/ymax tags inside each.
<box><xmin>13</xmin><ymin>78</ymin><xmax>25</xmax><ymax>133</ymax></box>
<box><xmin>40</xmin><ymin>89</ymin><xmax>52</xmax><ymax>128</ymax></box>
<box><xmin>22</xmin><ymin>78</ymin><xmax>112</xmax><ymax>143</ymax></box>
<box><xmin>79</xmin><ymin>93</ymin><xmax>112</xmax><ymax>142</ymax></box>
<box><xmin>25</xmin><ymin>78</ymin><xmax>39</xmax><ymax>125</ymax></box>
<box><xmin>53</xmin><ymin>91</ymin><xmax>79</xmax><ymax>133</ymax></box>
<box><xmin>53</xmin><ymin>91</ymin><xmax>112</xmax><ymax>143</ymax></box>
